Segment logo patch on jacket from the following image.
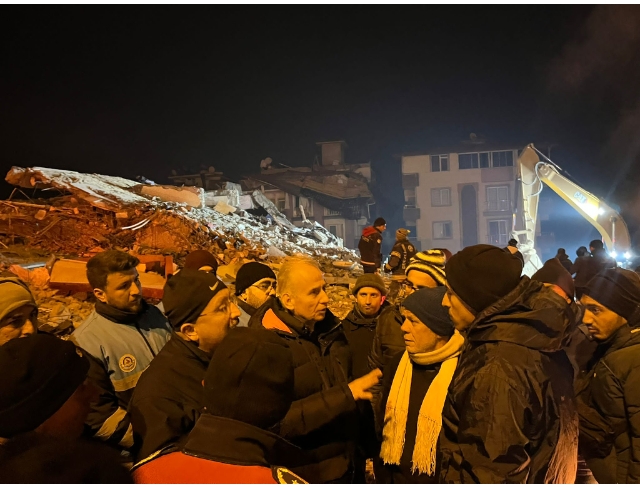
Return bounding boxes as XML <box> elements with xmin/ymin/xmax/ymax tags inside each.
<box><xmin>119</xmin><ymin>353</ymin><xmax>137</xmax><ymax>373</ymax></box>
<box><xmin>272</xmin><ymin>466</ymin><xmax>307</xmax><ymax>484</ymax></box>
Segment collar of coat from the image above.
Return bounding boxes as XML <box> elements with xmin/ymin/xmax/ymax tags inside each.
<box><xmin>182</xmin><ymin>415</ymin><xmax>306</xmax><ymax>468</ymax></box>
<box><xmin>170</xmin><ymin>332</ymin><xmax>211</xmax><ymax>365</ymax></box>
<box><xmin>598</xmin><ymin>322</ymin><xmax>640</xmax><ymax>356</ymax></box>
<box><xmin>345</xmin><ymin>301</ymin><xmax>390</xmax><ymax>329</ymax></box>
<box><xmin>465</xmin><ymin>277</ymin><xmax>576</xmax><ymax>353</ymax></box>
<box><xmin>260</xmin><ymin>297</ymin><xmax>341</xmax><ymax>338</ymax></box>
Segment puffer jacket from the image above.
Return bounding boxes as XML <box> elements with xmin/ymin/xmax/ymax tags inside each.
<box><xmin>440</xmin><ymin>278</ymin><xmax>577</xmax><ymax>483</ymax></box>
<box><xmin>248</xmin><ymin>297</ymin><xmax>362</xmax><ymax>483</ymax></box>
<box><xmin>579</xmin><ymin>323</ymin><xmax>640</xmax><ymax>483</ymax></box>
<box><xmin>358</xmin><ymin>226</ymin><xmax>383</xmax><ymax>268</ymax></box>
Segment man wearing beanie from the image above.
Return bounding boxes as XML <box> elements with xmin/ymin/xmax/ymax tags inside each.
<box><xmin>0</xmin><ymin>334</ymin><xmax>96</xmax><ymax>441</ymax></box>
<box><xmin>377</xmin><ymin>287</ymin><xmax>464</xmax><ymax>483</ymax></box>
<box><xmin>132</xmin><ymin>327</ymin><xmax>307</xmax><ymax>484</ymax></box>
<box><xmin>0</xmin><ymin>277</ymin><xmax>38</xmax><ymax>347</ymax></box>
<box><xmin>129</xmin><ymin>268</ymin><xmax>240</xmax><ymax>463</ymax></box>
<box><xmin>578</xmin><ymin>268</ymin><xmax>640</xmax><ymax>483</ymax></box>
<box><xmin>342</xmin><ymin>273</ymin><xmax>389</xmax><ymax>379</ymax></box>
<box><xmin>440</xmin><ymin>244</ymin><xmax>578</xmax><ymax>483</ymax></box>
<box><xmin>384</xmin><ymin>228</ymin><xmax>417</xmax><ymax>302</ymax></box>
<box><xmin>369</xmin><ymin>249</ymin><xmax>448</xmax><ymax>420</ymax></box>
<box><xmin>234</xmin><ymin>261</ymin><xmax>277</xmax><ymax>328</ymax></box>
<box><xmin>72</xmin><ymin>250</ymin><xmax>171</xmax><ymax>450</ymax></box>
<box><xmin>249</xmin><ymin>254</ymin><xmax>382</xmax><ymax>483</ymax></box>
<box><xmin>358</xmin><ymin>217</ymin><xmax>387</xmax><ymax>273</ymax></box>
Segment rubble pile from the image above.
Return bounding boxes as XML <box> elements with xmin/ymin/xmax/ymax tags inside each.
<box><xmin>0</xmin><ymin>166</ymin><xmax>367</xmax><ymax>336</ymax></box>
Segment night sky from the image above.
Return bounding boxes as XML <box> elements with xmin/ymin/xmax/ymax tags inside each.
<box><xmin>2</xmin><ymin>6</ymin><xmax>640</xmax><ymax>252</ymax></box>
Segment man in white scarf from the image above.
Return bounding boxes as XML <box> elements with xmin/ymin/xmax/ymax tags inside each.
<box><xmin>378</xmin><ymin>286</ymin><xmax>464</xmax><ymax>483</ymax></box>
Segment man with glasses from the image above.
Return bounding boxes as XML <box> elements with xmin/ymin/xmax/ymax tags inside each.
<box><xmin>234</xmin><ymin>262</ymin><xmax>277</xmax><ymax>328</ymax></box>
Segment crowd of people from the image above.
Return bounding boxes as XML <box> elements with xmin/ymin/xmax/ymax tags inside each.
<box><xmin>1</xmin><ymin>221</ymin><xmax>640</xmax><ymax>484</ymax></box>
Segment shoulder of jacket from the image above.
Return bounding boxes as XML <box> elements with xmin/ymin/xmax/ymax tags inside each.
<box><xmin>271</xmin><ymin>466</ymin><xmax>308</xmax><ymax>484</ymax></box>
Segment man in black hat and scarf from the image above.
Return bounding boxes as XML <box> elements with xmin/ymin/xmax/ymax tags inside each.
<box><xmin>578</xmin><ymin>268</ymin><xmax>640</xmax><ymax>484</ymax></box>
<box><xmin>439</xmin><ymin>244</ymin><xmax>579</xmax><ymax>483</ymax></box>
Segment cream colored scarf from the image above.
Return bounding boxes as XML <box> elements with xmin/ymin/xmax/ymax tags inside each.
<box><xmin>380</xmin><ymin>331</ymin><xmax>464</xmax><ymax>475</ymax></box>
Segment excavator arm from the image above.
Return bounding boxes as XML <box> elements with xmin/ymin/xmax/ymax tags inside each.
<box><xmin>512</xmin><ymin>144</ymin><xmax>631</xmax><ymax>262</ymax></box>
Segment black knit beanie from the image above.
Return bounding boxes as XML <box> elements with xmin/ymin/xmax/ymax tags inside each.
<box><xmin>446</xmin><ymin>244</ymin><xmax>523</xmax><ymax>313</ymax></box>
<box><xmin>373</xmin><ymin>217</ymin><xmax>386</xmax><ymax>227</ymax></box>
<box><xmin>353</xmin><ymin>273</ymin><xmax>387</xmax><ymax>296</ymax></box>
<box><xmin>203</xmin><ymin>327</ymin><xmax>294</xmax><ymax>430</ymax></box>
<box><xmin>584</xmin><ymin>268</ymin><xmax>640</xmax><ymax>325</ymax></box>
<box><xmin>184</xmin><ymin>250</ymin><xmax>219</xmax><ymax>272</ymax></box>
<box><xmin>402</xmin><ymin>287</ymin><xmax>454</xmax><ymax>337</ymax></box>
<box><xmin>532</xmin><ymin>258</ymin><xmax>575</xmax><ymax>299</ymax></box>
<box><xmin>234</xmin><ymin>262</ymin><xmax>276</xmax><ymax>296</ymax></box>
<box><xmin>0</xmin><ymin>334</ymin><xmax>90</xmax><ymax>438</ymax></box>
<box><xmin>163</xmin><ymin>268</ymin><xmax>228</xmax><ymax>329</ymax></box>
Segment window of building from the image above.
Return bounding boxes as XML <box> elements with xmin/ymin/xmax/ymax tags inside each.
<box><xmin>487</xmin><ymin>186</ymin><xmax>510</xmax><ymax>211</ymax></box>
<box><xmin>459</xmin><ymin>153</ymin><xmax>479</xmax><ymax>169</ymax></box>
<box><xmin>431</xmin><ymin>155</ymin><xmax>449</xmax><ymax>172</ymax></box>
<box><xmin>404</xmin><ymin>188</ymin><xmax>416</xmax><ymax>207</ymax></box>
<box><xmin>433</xmin><ymin>221</ymin><xmax>452</xmax><ymax>239</ymax></box>
<box><xmin>276</xmin><ymin>197</ymin><xmax>286</xmax><ymax>211</ymax></box>
<box><xmin>479</xmin><ymin>152</ymin><xmax>490</xmax><ymax>168</ymax></box>
<box><xmin>431</xmin><ymin>187</ymin><xmax>451</xmax><ymax>207</ymax></box>
<box><xmin>324</xmin><ymin>208</ymin><xmax>341</xmax><ymax>216</ymax></box>
<box><xmin>488</xmin><ymin>220</ymin><xmax>509</xmax><ymax>246</ymax></box>
<box><xmin>491</xmin><ymin>151</ymin><xmax>514</xmax><ymax>167</ymax></box>
<box><xmin>328</xmin><ymin>223</ymin><xmax>344</xmax><ymax>240</ymax></box>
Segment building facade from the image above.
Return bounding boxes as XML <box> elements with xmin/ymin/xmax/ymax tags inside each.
<box><xmin>402</xmin><ymin>143</ymin><xmax>520</xmax><ymax>253</ymax></box>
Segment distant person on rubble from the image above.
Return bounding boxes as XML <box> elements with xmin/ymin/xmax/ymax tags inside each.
<box><xmin>249</xmin><ymin>254</ymin><xmax>382</xmax><ymax>483</ymax></box>
<box><xmin>0</xmin><ymin>277</ymin><xmax>38</xmax><ymax>346</ymax></box>
<box><xmin>129</xmin><ymin>268</ymin><xmax>240</xmax><ymax>463</ymax></box>
<box><xmin>384</xmin><ymin>228</ymin><xmax>417</xmax><ymax>302</ymax></box>
<box><xmin>132</xmin><ymin>327</ymin><xmax>307</xmax><ymax>484</ymax></box>
<box><xmin>72</xmin><ymin>250</ymin><xmax>172</xmax><ymax>451</ymax></box>
<box><xmin>234</xmin><ymin>262</ymin><xmax>277</xmax><ymax>328</ymax></box>
<box><xmin>359</xmin><ymin>217</ymin><xmax>387</xmax><ymax>274</ymax></box>
<box><xmin>573</xmin><ymin>240</ymin><xmax>617</xmax><ymax>299</ymax></box>
<box><xmin>555</xmin><ymin>248</ymin><xmax>574</xmax><ymax>273</ymax></box>
<box><xmin>183</xmin><ymin>249</ymin><xmax>219</xmax><ymax>274</ymax></box>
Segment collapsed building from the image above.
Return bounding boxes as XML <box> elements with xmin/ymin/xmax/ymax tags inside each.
<box><xmin>0</xmin><ymin>166</ymin><xmax>365</xmax><ymax>337</ymax></box>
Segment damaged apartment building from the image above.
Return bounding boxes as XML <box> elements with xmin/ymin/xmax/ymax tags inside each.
<box><xmin>241</xmin><ymin>141</ymin><xmax>375</xmax><ymax>249</ymax></box>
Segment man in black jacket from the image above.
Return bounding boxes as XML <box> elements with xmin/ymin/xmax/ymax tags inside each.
<box><xmin>358</xmin><ymin>217</ymin><xmax>386</xmax><ymax>274</ymax></box>
<box><xmin>129</xmin><ymin>269</ymin><xmax>240</xmax><ymax>463</ymax></box>
<box><xmin>574</xmin><ymin>240</ymin><xmax>617</xmax><ymax>299</ymax></box>
<box><xmin>249</xmin><ymin>254</ymin><xmax>381</xmax><ymax>483</ymax></box>
<box><xmin>578</xmin><ymin>268</ymin><xmax>640</xmax><ymax>483</ymax></box>
<box><xmin>440</xmin><ymin>244</ymin><xmax>579</xmax><ymax>483</ymax></box>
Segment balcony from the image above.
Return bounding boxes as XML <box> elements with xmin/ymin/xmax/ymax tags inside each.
<box><xmin>402</xmin><ymin>173</ymin><xmax>419</xmax><ymax>189</ymax></box>
<box><xmin>403</xmin><ymin>207</ymin><xmax>421</xmax><ymax>221</ymax></box>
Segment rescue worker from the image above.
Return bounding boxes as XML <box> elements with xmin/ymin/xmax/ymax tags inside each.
<box><xmin>0</xmin><ymin>334</ymin><xmax>95</xmax><ymax>441</ymax></box>
<box><xmin>377</xmin><ymin>287</ymin><xmax>464</xmax><ymax>483</ymax></box>
<box><xmin>0</xmin><ymin>277</ymin><xmax>38</xmax><ymax>346</ymax></box>
<box><xmin>129</xmin><ymin>269</ymin><xmax>241</xmax><ymax>462</ymax></box>
<box><xmin>384</xmin><ymin>228</ymin><xmax>417</xmax><ymax>303</ymax></box>
<box><xmin>358</xmin><ymin>217</ymin><xmax>386</xmax><ymax>273</ymax></box>
<box><xmin>72</xmin><ymin>250</ymin><xmax>171</xmax><ymax>450</ymax></box>
<box><xmin>249</xmin><ymin>254</ymin><xmax>382</xmax><ymax>483</ymax></box>
<box><xmin>183</xmin><ymin>249</ymin><xmax>219</xmax><ymax>274</ymax></box>
<box><xmin>578</xmin><ymin>268</ymin><xmax>640</xmax><ymax>483</ymax></box>
<box><xmin>132</xmin><ymin>327</ymin><xmax>307</xmax><ymax>484</ymax></box>
<box><xmin>573</xmin><ymin>246</ymin><xmax>592</xmax><ymax>299</ymax></box>
<box><xmin>440</xmin><ymin>244</ymin><xmax>578</xmax><ymax>483</ymax></box>
<box><xmin>342</xmin><ymin>273</ymin><xmax>389</xmax><ymax>379</ymax></box>
<box><xmin>234</xmin><ymin>262</ymin><xmax>277</xmax><ymax>328</ymax></box>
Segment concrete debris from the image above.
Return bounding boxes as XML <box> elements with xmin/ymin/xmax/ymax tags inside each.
<box><xmin>212</xmin><ymin>200</ymin><xmax>236</xmax><ymax>215</ymax></box>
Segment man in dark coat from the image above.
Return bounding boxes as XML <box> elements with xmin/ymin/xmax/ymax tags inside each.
<box><xmin>555</xmin><ymin>248</ymin><xmax>574</xmax><ymax>273</ymax></box>
<box><xmin>578</xmin><ymin>268</ymin><xmax>640</xmax><ymax>483</ymax></box>
<box><xmin>358</xmin><ymin>217</ymin><xmax>386</xmax><ymax>274</ymax></box>
<box><xmin>249</xmin><ymin>255</ymin><xmax>382</xmax><ymax>483</ymax></box>
<box><xmin>574</xmin><ymin>240</ymin><xmax>617</xmax><ymax>299</ymax></box>
<box><xmin>342</xmin><ymin>273</ymin><xmax>389</xmax><ymax>379</ymax></box>
<box><xmin>440</xmin><ymin>244</ymin><xmax>579</xmax><ymax>483</ymax></box>
<box><xmin>384</xmin><ymin>228</ymin><xmax>417</xmax><ymax>302</ymax></box>
<box><xmin>129</xmin><ymin>269</ymin><xmax>240</xmax><ymax>463</ymax></box>
<box><xmin>132</xmin><ymin>327</ymin><xmax>307</xmax><ymax>484</ymax></box>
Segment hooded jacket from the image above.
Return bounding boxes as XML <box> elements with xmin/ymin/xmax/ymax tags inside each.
<box><xmin>358</xmin><ymin>226</ymin><xmax>383</xmax><ymax>268</ymax></box>
<box><xmin>129</xmin><ymin>333</ymin><xmax>210</xmax><ymax>463</ymax></box>
<box><xmin>440</xmin><ymin>278</ymin><xmax>577</xmax><ymax>483</ymax></box>
<box><xmin>579</xmin><ymin>323</ymin><xmax>640</xmax><ymax>483</ymax></box>
<box><xmin>248</xmin><ymin>297</ymin><xmax>362</xmax><ymax>483</ymax></box>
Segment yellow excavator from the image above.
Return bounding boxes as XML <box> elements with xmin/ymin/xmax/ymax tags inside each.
<box><xmin>512</xmin><ymin>144</ymin><xmax>632</xmax><ymax>274</ymax></box>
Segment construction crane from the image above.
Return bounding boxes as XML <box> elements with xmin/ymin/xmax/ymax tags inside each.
<box><xmin>512</xmin><ymin>144</ymin><xmax>632</xmax><ymax>274</ymax></box>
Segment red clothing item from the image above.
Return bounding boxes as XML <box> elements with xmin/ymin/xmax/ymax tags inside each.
<box><xmin>133</xmin><ymin>451</ymin><xmax>282</xmax><ymax>484</ymax></box>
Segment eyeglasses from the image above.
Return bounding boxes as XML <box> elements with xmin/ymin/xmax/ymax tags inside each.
<box><xmin>252</xmin><ymin>280</ymin><xmax>277</xmax><ymax>293</ymax></box>
<box><xmin>401</xmin><ymin>280</ymin><xmax>422</xmax><ymax>292</ymax></box>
